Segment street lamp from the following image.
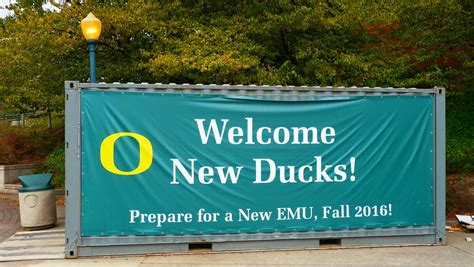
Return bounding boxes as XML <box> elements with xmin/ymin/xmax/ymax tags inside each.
<box><xmin>81</xmin><ymin>13</ymin><xmax>102</xmax><ymax>83</ymax></box>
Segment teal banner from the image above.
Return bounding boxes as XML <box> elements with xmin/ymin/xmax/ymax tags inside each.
<box><xmin>81</xmin><ymin>91</ymin><xmax>434</xmax><ymax>236</ymax></box>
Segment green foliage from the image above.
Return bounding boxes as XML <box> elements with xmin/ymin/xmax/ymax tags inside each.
<box><xmin>0</xmin><ymin>1</ymin><xmax>472</xmax><ymax>172</ymax></box>
<box><xmin>41</xmin><ymin>145</ymin><xmax>65</xmax><ymax>188</ymax></box>
<box><xmin>1</xmin><ymin>0</ymin><xmax>472</xmax><ymax>88</ymax></box>
<box><xmin>446</xmin><ymin>90</ymin><xmax>474</xmax><ymax>173</ymax></box>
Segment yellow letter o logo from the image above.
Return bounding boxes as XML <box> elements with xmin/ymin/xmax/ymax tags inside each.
<box><xmin>100</xmin><ymin>132</ymin><xmax>153</xmax><ymax>175</ymax></box>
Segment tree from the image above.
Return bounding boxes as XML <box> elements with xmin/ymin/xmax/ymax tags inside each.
<box><xmin>0</xmin><ymin>0</ymin><xmax>471</xmax><ymax>172</ymax></box>
<box><xmin>0</xmin><ymin>0</ymin><xmax>472</xmax><ymax>110</ymax></box>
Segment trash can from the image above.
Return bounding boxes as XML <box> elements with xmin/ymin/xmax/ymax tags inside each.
<box><xmin>18</xmin><ymin>173</ymin><xmax>57</xmax><ymax>230</ymax></box>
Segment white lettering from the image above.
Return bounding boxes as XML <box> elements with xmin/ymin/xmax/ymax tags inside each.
<box><xmin>171</xmin><ymin>158</ymin><xmax>196</xmax><ymax>184</ymax></box>
<box><xmin>321</xmin><ymin>127</ymin><xmax>336</xmax><ymax>144</ymax></box>
<box><xmin>254</xmin><ymin>158</ymin><xmax>276</xmax><ymax>183</ymax></box>
<box><xmin>194</xmin><ymin>119</ymin><xmax>229</xmax><ymax>144</ymax></box>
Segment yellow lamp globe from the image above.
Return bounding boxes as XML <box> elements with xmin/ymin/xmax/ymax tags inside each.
<box><xmin>81</xmin><ymin>13</ymin><xmax>102</xmax><ymax>41</ymax></box>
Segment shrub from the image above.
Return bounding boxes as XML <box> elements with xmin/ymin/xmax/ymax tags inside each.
<box><xmin>0</xmin><ymin>130</ymin><xmax>42</xmax><ymax>164</ymax></box>
<box><xmin>0</xmin><ymin>115</ymin><xmax>64</xmax><ymax>165</ymax></box>
<box><xmin>41</xmin><ymin>146</ymin><xmax>65</xmax><ymax>188</ymax></box>
<box><xmin>446</xmin><ymin>90</ymin><xmax>474</xmax><ymax>173</ymax></box>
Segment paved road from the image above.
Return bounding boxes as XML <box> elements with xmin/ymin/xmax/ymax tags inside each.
<box><xmin>0</xmin><ymin>194</ymin><xmax>19</xmax><ymax>242</ymax></box>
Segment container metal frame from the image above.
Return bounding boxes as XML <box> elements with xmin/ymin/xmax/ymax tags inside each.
<box><xmin>65</xmin><ymin>81</ymin><xmax>446</xmax><ymax>258</ymax></box>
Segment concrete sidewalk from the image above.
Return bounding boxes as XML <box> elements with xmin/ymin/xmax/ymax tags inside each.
<box><xmin>0</xmin><ymin>192</ymin><xmax>65</xmax><ymax>263</ymax></box>
<box><xmin>0</xmin><ymin>220</ymin><xmax>65</xmax><ymax>262</ymax></box>
<box><xmin>0</xmin><ymin>194</ymin><xmax>20</xmax><ymax>243</ymax></box>
<box><xmin>0</xmin><ymin>232</ymin><xmax>472</xmax><ymax>266</ymax></box>
<box><xmin>0</xmin><ymin>192</ymin><xmax>65</xmax><ymax>243</ymax></box>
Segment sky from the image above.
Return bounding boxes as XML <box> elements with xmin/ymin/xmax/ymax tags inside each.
<box><xmin>0</xmin><ymin>0</ymin><xmax>60</xmax><ymax>18</ymax></box>
<box><xmin>0</xmin><ymin>0</ymin><xmax>14</xmax><ymax>18</ymax></box>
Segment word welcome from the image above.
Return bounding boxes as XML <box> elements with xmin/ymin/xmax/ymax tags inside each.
<box><xmin>194</xmin><ymin>118</ymin><xmax>336</xmax><ymax>145</ymax></box>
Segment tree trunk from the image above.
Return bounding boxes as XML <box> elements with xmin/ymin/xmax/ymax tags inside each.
<box><xmin>47</xmin><ymin>111</ymin><xmax>52</xmax><ymax>130</ymax></box>
<box><xmin>20</xmin><ymin>113</ymin><xmax>25</xmax><ymax>127</ymax></box>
